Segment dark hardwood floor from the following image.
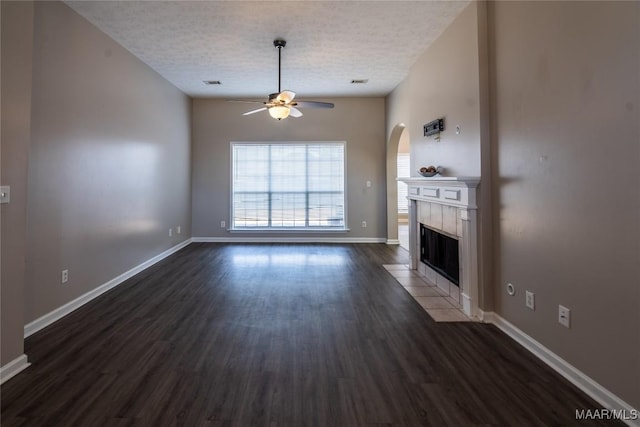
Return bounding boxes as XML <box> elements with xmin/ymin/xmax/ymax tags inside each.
<box><xmin>1</xmin><ymin>243</ymin><xmax>621</xmax><ymax>426</ymax></box>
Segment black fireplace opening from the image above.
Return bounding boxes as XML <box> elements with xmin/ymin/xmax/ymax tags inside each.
<box><xmin>420</xmin><ymin>224</ymin><xmax>459</xmax><ymax>286</ymax></box>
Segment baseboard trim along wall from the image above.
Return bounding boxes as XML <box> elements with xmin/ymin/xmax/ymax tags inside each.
<box><xmin>24</xmin><ymin>238</ymin><xmax>193</xmax><ymax>338</ymax></box>
<box><xmin>0</xmin><ymin>354</ymin><xmax>30</xmax><ymax>385</ymax></box>
<box><xmin>192</xmin><ymin>237</ymin><xmax>387</xmax><ymax>244</ymax></box>
<box><xmin>386</xmin><ymin>239</ymin><xmax>400</xmax><ymax>245</ymax></box>
<box><xmin>483</xmin><ymin>312</ymin><xmax>639</xmax><ymax>427</ymax></box>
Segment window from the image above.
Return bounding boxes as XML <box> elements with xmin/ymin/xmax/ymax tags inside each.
<box><xmin>397</xmin><ymin>153</ymin><xmax>410</xmax><ymax>214</ymax></box>
<box><xmin>232</xmin><ymin>142</ymin><xmax>345</xmax><ymax>230</ymax></box>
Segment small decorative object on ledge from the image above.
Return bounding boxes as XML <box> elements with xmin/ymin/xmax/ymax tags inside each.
<box><xmin>418</xmin><ymin>166</ymin><xmax>443</xmax><ymax>177</ymax></box>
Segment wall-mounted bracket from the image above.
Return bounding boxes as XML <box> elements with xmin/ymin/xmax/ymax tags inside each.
<box><xmin>424</xmin><ymin>118</ymin><xmax>445</xmax><ymax>137</ymax></box>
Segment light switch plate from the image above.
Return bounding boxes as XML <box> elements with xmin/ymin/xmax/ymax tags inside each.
<box><xmin>0</xmin><ymin>186</ymin><xmax>10</xmax><ymax>204</ymax></box>
<box><xmin>525</xmin><ymin>290</ymin><xmax>535</xmax><ymax>310</ymax></box>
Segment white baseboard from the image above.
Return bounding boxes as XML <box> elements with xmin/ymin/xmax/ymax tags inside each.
<box><xmin>192</xmin><ymin>237</ymin><xmax>386</xmax><ymax>244</ymax></box>
<box><xmin>386</xmin><ymin>239</ymin><xmax>400</xmax><ymax>245</ymax></box>
<box><xmin>483</xmin><ymin>312</ymin><xmax>639</xmax><ymax>427</ymax></box>
<box><xmin>0</xmin><ymin>354</ymin><xmax>30</xmax><ymax>384</ymax></box>
<box><xmin>24</xmin><ymin>238</ymin><xmax>192</xmax><ymax>338</ymax></box>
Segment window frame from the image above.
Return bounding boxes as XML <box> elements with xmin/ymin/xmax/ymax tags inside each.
<box><xmin>229</xmin><ymin>141</ymin><xmax>348</xmax><ymax>232</ymax></box>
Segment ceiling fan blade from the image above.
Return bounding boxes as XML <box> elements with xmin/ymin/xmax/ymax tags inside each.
<box><xmin>295</xmin><ymin>101</ymin><xmax>334</xmax><ymax>109</ymax></box>
<box><xmin>277</xmin><ymin>90</ymin><xmax>296</xmax><ymax>104</ymax></box>
<box><xmin>243</xmin><ymin>107</ymin><xmax>268</xmax><ymax>116</ymax></box>
<box><xmin>289</xmin><ymin>107</ymin><xmax>303</xmax><ymax>118</ymax></box>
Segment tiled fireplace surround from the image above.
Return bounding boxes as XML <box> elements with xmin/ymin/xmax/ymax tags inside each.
<box><xmin>398</xmin><ymin>177</ymin><xmax>480</xmax><ymax>319</ymax></box>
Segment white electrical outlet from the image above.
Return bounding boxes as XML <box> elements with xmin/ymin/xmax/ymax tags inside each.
<box><xmin>361</xmin><ymin>221</ymin><xmax>367</xmax><ymax>228</ymax></box>
<box><xmin>559</xmin><ymin>305</ymin><xmax>571</xmax><ymax>328</ymax></box>
<box><xmin>0</xmin><ymin>186</ymin><xmax>10</xmax><ymax>204</ymax></box>
<box><xmin>220</xmin><ymin>220</ymin><xmax>226</xmax><ymax>228</ymax></box>
<box><xmin>61</xmin><ymin>269</ymin><xmax>69</xmax><ymax>284</ymax></box>
<box><xmin>169</xmin><ymin>228</ymin><xmax>173</xmax><ymax>237</ymax></box>
<box><xmin>177</xmin><ymin>226</ymin><xmax>181</xmax><ymax>235</ymax></box>
<box><xmin>525</xmin><ymin>290</ymin><xmax>535</xmax><ymax>310</ymax></box>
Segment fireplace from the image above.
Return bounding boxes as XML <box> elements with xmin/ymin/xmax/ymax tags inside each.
<box><xmin>397</xmin><ymin>176</ymin><xmax>480</xmax><ymax>318</ymax></box>
<box><xmin>420</xmin><ymin>224</ymin><xmax>459</xmax><ymax>286</ymax></box>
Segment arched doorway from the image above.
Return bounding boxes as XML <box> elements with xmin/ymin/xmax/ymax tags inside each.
<box><xmin>386</xmin><ymin>124</ymin><xmax>410</xmax><ymax>246</ymax></box>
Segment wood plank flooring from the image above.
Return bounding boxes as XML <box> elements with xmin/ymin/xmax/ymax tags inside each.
<box><xmin>1</xmin><ymin>243</ymin><xmax>622</xmax><ymax>426</ymax></box>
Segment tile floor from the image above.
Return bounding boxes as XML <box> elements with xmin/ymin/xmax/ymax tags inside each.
<box><xmin>382</xmin><ymin>264</ymin><xmax>471</xmax><ymax>322</ymax></box>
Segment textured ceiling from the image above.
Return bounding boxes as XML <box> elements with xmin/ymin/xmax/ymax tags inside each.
<box><xmin>65</xmin><ymin>1</ymin><xmax>469</xmax><ymax>98</ymax></box>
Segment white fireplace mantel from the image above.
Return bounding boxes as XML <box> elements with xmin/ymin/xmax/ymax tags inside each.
<box><xmin>397</xmin><ymin>176</ymin><xmax>481</xmax><ymax>319</ymax></box>
<box><xmin>397</xmin><ymin>176</ymin><xmax>480</xmax><ymax>208</ymax></box>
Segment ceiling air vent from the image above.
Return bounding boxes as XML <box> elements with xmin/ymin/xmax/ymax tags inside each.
<box><xmin>350</xmin><ymin>79</ymin><xmax>369</xmax><ymax>84</ymax></box>
<box><xmin>203</xmin><ymin>80</ymin><xmax>222</xmax><ymax>85</ymax></box>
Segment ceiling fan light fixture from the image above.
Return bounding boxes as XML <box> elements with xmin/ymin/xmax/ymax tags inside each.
<box><xmin>268</xmin><ymin>105</ymin><xmax>290</xmax><ymax>120</ymax></box>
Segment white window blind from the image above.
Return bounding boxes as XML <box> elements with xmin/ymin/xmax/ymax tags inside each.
<box><xmin>397</xmin><ymin>153</ymin><xmax>410</xmax><ymax>214</ymax></box>
<box><xmin>232</xmin><ymin>142</ymin><xmax>345</xmax><ymax>229</ymax></box>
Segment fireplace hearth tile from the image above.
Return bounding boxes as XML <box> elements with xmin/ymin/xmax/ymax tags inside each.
<box><xmin>382</xmin><ymin>264</ymin><xmax>409</xmax><ymax>271</ymax></box>
<box><xmin>387</xmin><ymin>269</ymin><xmax>420</xmax><ymax>278</ymax></box>
<box><xmin>426</xmin><ymin>308</ymin><xmax>471</xmax><ymax>322</ymax></box>
<box><xmin>449</xmin><ymin>283</ymin><xmax>460</xmax><ymax>302</ymax></box>
<box><xmin>383</xmin><ymin>263</ymin><xmax>473</xmax><ymax>322</ymax></box>
<box><xmin>435</xmin><ymin>286</ymin><xmax>450</xmax><ymax>297</ymax></box>
<box><xmin>435</xmin><ymin>275</ymin><xmax>452</xmax><ymax>294</ymax></box>
<box><xmin>403</xmin><ymin>286</ymin><xmax>441</xmax><ymax>297</ymax></box>
<box><xmin>446</xmin><ymin>295</ymin><xmax>462</xmax><ymax>308</ymax></box>
<box><xmin>424</xmin><ymin>266</ymin><xmax>438</xmax><ymax>283</ymax></box>
<box><xmin>414</xmin><ymin>296</ymin><xmax>454</xmax><ymax>309</ymax></box>
<box><xmin>395</xmin><ymin>276</ymin><xmax>431</xmax><ymax>288</ymax></box>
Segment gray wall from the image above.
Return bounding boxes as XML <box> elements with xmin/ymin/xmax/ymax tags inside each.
<box><xmin>384</xmin><ymin>2</ymin><xmax>485</xmax><ymax>177</ymax></box>
<box><xmin>23</xmin><ymin>1</ymin><xmax>192</xmax><ymax>323</ymax></box>
<box><xmin>387</xmin><ymin>0</ymin><xmax>639</xmax><ymax>408</ymax></box>
<box><xmin>489</xmin><ymin>0</ymin><xmax>639</xmax><ymax>408</ymax></box>
<box><xmin>192</xmin><ymin>98</ymin><xmax>386</xmax><ymax>240</ymax></box>
<box><xmin>407</xmin><ymin>1</ymin><xmax>484</xmax><ymax>177</ymax></box>
<box><xmin>386</xmin><ymin>1</ymin><xmax>493</xmax><ymax>309</ymax></box>
<box><xmin>1</xmin><ymin>1</ymin><xmax>34</xmax><ymax>365</ymax></box>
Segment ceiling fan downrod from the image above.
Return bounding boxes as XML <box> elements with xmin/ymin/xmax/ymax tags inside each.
<box><xmin>274</xmin><ymin>39</ymin><xmax>286</xmax><ymax>94</ymax></box>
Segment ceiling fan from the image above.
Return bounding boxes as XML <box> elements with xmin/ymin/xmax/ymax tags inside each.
<box><xmin>231</xmin><ymin>39</ymin><xmax>334</xmax><ymax>120</ymax></box>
